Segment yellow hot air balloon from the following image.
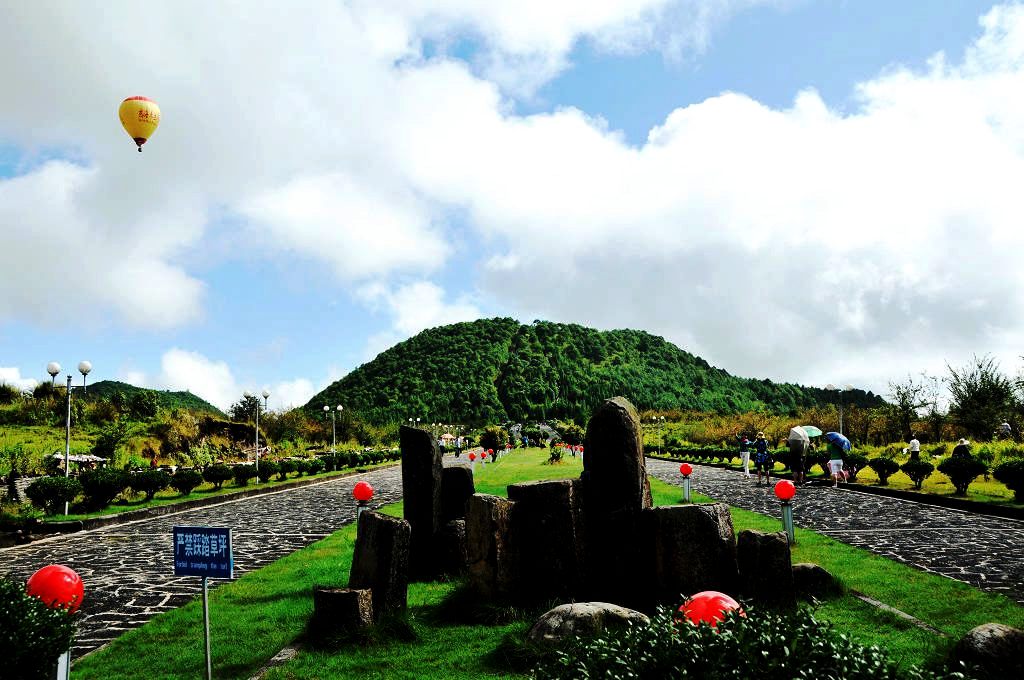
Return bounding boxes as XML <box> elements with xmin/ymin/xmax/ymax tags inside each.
<box><xmin>118</xmin><ymin>96</ymin><xmax>160</xmax><ymax>152</ymax></box>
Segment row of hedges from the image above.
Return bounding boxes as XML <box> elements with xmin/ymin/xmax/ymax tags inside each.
<box><xmin>22</xmin><ymin>450</ymin><xmax>402</xmax><ymax>515</ymax></box>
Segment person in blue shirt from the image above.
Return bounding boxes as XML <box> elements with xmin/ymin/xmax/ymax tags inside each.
<box><xmin>753</xmin><ymin>432</ymin><xmax>773</xmax><ymax>486</ymax></box>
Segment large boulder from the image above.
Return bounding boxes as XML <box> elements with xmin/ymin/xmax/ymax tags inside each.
<box><xmin>949</xmin><ymin>623</ymin><xmax>1024</xmax><ymax>679</ymax></box>
<box><xmin>311</xmin><ymin>587</ymin><xmax>373</xmax><ymax>633</ymax></box>
<box><xmin>465</xmin><ymin>493</ymin><xmax>517</xmax><ymax>598</ymax></box>
<box><xmin>348</xmin><ymin>511</ymin><xmax>411</xmax><ymax>621</ymax></box>
<box><xmin>527</xmin><ymin>602</ymin><xmax>649</xmax><ymax>648</ymax></box>
<box><xmin>792</xmin><ymin>562</ymin><xmax>840</xmax><ymax>600</ymax></box>
<box><xmin>440</xmin><ymin>466</ymin><xmax>475</xmax><ymax>523</ymax></box>
<box><xmin>400</xmin><ymin>425</ymin><xmax>442</xmax><ymax>578</ymax></box>
<box><xmin>640</xmin><ymin>503</ymin><xmax>738</xmax><ymax>605</ymax></box>
<box><xmin>508</xmin><ymin>479</ymin><xmax>585</xmax><ymax>601</ymax></box>
<box><xmin>436</xmin><ymin>519</ymin><xmax>468</xmax><ymax>576</ymax></box>
<box><xmin>736</xmin><ymin>530</ymin><xmax>794</xmax><ymax>608</ymax></box>
<box><xmin>581</xmin><ymin>397</ymin><xmax>651</xmax><ymax>604</ymax></box>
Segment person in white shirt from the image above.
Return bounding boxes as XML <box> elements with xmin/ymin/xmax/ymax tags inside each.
<box><xmin>908</xmin><ymin>435</ymin><xmax>921</xmax><ymax>461</ymax></box>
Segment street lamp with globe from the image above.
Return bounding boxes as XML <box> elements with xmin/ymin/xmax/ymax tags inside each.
<box><xmin>78</xmin><ymin>361</ymin><xmax>92</xmax><ymax>393</ymax></box>
<box><xmin>47</xmin><ymin>362</ymin><xmax>61</xmax><ymax>386</ymax></box>
<box><xmin>49</xmin><ymin>359</ymin><xmax>91</xmax><ymax>515</ymax></box>
<box><xmin>324</xmin><ymin>404</ymin><xmax>342</xmax><ymax>452</ymax></box>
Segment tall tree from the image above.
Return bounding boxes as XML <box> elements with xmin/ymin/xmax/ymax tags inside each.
<box><xmin>947</xmin><ymin>355</ymin><xmax>1019</xmax><ymax>440</ymax></box>
<box><xmin>886</xmin><ymin>375</ymin><xmax>929</xmax><ymax>442</ymax></box>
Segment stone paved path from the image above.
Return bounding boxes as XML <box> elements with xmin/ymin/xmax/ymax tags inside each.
<box><xmin>645</xmin><ymin>458</ymin><xmax>1024</xmax><ymax>605</ymax></box>
<box><xmin>1</xmin><ymin>467</ymin><xmax>403</xmax><ymax>659</ymax></box>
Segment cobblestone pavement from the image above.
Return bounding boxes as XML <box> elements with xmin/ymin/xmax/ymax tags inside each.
<box><xmin>645</xmin><ymin>458</ymin><xmax>1024</xmax><ymax>605</ymax></box>
<box><xmin>1</xmin><ymin>467</ymin><xmax>403</xmax><ymax>659</ymax></box>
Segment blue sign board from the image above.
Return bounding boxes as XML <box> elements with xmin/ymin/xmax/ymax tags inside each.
<box><xmin>173</xmin><ymin>526</ymin><xmax>233</xmax><ymax>579</ymax></box>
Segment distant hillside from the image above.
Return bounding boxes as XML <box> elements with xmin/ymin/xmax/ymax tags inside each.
<box><xmin>306</xmin><ymin>318</ymin><xmax>883</xmax><ymax>425</ymax></box>
<box><xmin>86</xmin><ymin>380</ymin><xmax>225</xmax><ymax>416</ymax></box>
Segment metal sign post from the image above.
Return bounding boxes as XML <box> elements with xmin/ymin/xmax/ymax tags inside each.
<box><xmin>173</xmin><ymin>526</ymin><xmax>233</xmax><ymax>680</ymax></box>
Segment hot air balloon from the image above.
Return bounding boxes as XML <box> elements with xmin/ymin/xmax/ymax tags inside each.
<box><xmin>118</xmin><ymin>96</ymin><xmax>160</xmax><ymax>151</ymax></box>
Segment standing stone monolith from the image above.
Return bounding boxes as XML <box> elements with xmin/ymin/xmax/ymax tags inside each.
<box><xmin>348</xmin><ymin>510</ymin><xmax>411</xmax><ymax>621</ymax></box>
<box><xmin>641</xmin><ymin>503</ymin><xmax>738</xmax><ymax>605</ymax></box>
<box><xmin>508</xmin><ymin>479</ymin><xmax>585</xmax><ymax>601</ymax></box>
<box><xmin>400</xmin><ymin>425</ymin><xmax>442</xmax><ymax>579</ymax></box>
<box><xmin>440</xmin><ymin>466</ymin><xmax>476</xmax><ymax>523</ymax></box>
<box><xmin>465</xmin><ymin>493</ymin><xmax>516</xmax><ymax>598</ymax></box>
<box><xmin>736</xmin><ymin>529</ymin><xmax>795</xmax><ymax>608</ymax></box>
<box><xmin>581</xmin><ymin>396</ymin><xmax>651</xmax><ymax>606</ymax></box>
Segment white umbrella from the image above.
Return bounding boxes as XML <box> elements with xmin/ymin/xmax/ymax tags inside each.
<box><xmin>787</xmin><ymin>426</ymin><xmax>809</xmax><ymax>443</ymax></box>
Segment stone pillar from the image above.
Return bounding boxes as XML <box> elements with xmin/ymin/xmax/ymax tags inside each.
<box><xmin>465</xmin><ymin>493</ymin><xmax>516</xmax><ymax>598</ymax></box>
<box><xmin>737</xmin><ymin>530</ymin><xmax>795</xmax><ymax>608</ymax></box>
<box><xmin>311</xmin><ymin>587</ymin><xmax>374</xmax><ymax>633</ymax></box>
<box><xmin>400</xmin><ymin>425</ymin><xmax>442</xmax><ymax>578</ymax></box>
<box><xmin>581</xmin><ymin>396</ymin><xmax>651</xmax><ymax>605</ymax></box>
<box><xmin>640</xmin><ymin>503</ymin><xmax>738</xmax><ymax>606</ymax></box>
<box><xmin>437</xmin><ymin>519</ymin><xmax>468</xmax><ymax>576</ymax></box>
<box><xmin>508</xmin><ymin>479</ymin><xmax>585</xmax><ymax>601</ymax></box>
<box><xmin>440</xmin><ymin>466</ymin><xmax>476</xmax><ymax>523</ymax></box>
<box><xmin>348</xmin><ymin>510</ymin><xmax>411</xmax><ymax>621</ymax></box>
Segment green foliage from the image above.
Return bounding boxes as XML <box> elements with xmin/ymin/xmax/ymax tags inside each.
<box><xmin>0</xmin><ymin>382</ymin><xmax>20</xmax><ymax>404</ymax></box>
<box><xmin>845</xmin><ymin>452</ymin><xmax>869</xmax><ymax>481</ymax></box>
<box><xmin>900</xmin><ymin>460</ymin><xmax>936</xmax><ymax>490</ymax></box>
<box><xmin>305</xmin><ymin>458</ymin><xmax>326</xmax><ymax>475</ymax></box>
<box><xmin>232</xmin><ymin>465</ymin><xmax>257</xmax><ymax>487</ymax></box>
<box><xmin>479</xmin><ymin>425</ymin><xmax>509</xmax><ymax>451</ymax></box>
<box><xmin>0</xmin><ymin>576</ymin><xmax>78</xmax><ymax>680</ymax></box>
<box><xmin>257</xmin><ymin>460</ymin><xmax>279</xmax><ymax>483</ymax></box>
<box><xmin>277</xmin><ymin>459</ymin><xmax>296</xmax><ymax>480</ymax></box>
<box><xmin>170</xmin><ymin>469</ymin><xmax>204</xmax><ymax>496</ymax></box>
<box><xmin>203</xmin><ymin>464</ymin><xmax>233</xmax><ymax>490</ymax></box>
<box><xmin>130</xmin><ymin>469</ymin><xmax>171</xmax><ymax>501</ymax></box>
<box><xmin>947</xmin><ymin>355</ymin><xmax>1019</xmax><ymax>440</ymax></box>
<box><xmin>936</xmin><ymin>456</ymin><xmax>988</xmax><ymax>495</ymax></box>
<box><xmin>25</xmin><ymin>476</ymin><xmax>82</xmax><ymax>514</ymax></box>
<box><xmin>92</xmin><ymin>417</ymin><xmax>133</xmax><ymax>460</ymax></box>
<box><xmin>868</xmin><ymin>456</ymin><xmax>901</xmax><ymax>485</ymax></box>
<box><xmin>532</xmin><ymin>606</ymin><xmax>970</xmax><ymax>680</ymax></box>
<box><xmin>993</xmin><ymin>459</ymin><xmax>1024</xmax><ymax>501</ymax></box>
<box><xmin>86</xmin><ymin>380</ymin><xmax>223</xmax><ymax>416</ymax></box>
<box><xmin>79</xmin><ymin>468</ymin><xmax>131</xmax><ymax>509</ymax></box>
<box><xmin>307</xmin><ymin>319</ymin><xmax>883</xmax><ymax>426</ymax></box>
<box><xmin>229</xmin><ymin>394</ymin><xmax>261</xmax><ymax>422</ymax></box>
<box><xmin>553</xmin><ymin>420</ymin><xmax>585</xmax><ymax>445</ymax></box>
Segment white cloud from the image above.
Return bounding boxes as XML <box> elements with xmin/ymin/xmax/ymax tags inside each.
<box><xmin>269</xmin><ymin>378</ymin><xmax>317</xmax><ymax>411</ymax></box>
<box><xmin>0</xmin><ymin>367</ymin><xmax>38</xmax><ymax>391</ymax></box>
<box><xmin>158</xmin><ymin>349</ymin><xmax>239</xmax><ymax>412</ymax></box>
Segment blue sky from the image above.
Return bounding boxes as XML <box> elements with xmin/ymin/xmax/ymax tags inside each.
<box><xmin>2</xmin><ymin>1</ymin><xmax>1023</xmax><ymax>411</ymax></box>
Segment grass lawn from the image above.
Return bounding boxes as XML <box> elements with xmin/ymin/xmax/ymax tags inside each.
<box><xmin>72</xmin><ymin>448</ymin><xmax>1024</xmax><ymax>679</ymax></box>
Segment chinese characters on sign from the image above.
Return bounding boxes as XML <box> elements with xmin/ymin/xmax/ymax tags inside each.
<box><xmin>173</xmin><ymin>526</ymin><xmax>233</xmax><ymax>579</ymax></box>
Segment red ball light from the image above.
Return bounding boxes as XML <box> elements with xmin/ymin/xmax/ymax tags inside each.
<box><xmin>481</xmin><ymin>452</ymin><xmax>488</xmax><ymax>458</ymax></box>
<box><xmin>26</xmin><ymin>565</ymin><xmax>84</xmax><ymax>614</ymax></box>
<box><xmin>487</xmin><ymin>449</ymin><xmax>493</xmax><ymax>454</ymax></box>
<box><xmin>678</xmin><ymin>590</ymin><xmax>742</xmax><ymax>628</ymax></box>
<box><xmin>774</xmin><ymin>480</ymin><xmax>796</xmax><ymax>501</ymax></box>
<box><xmin>679</xmin><ymin>463</ymin><xmax>693</xmax><ymax>476</ymax></box>
<box><xmin>353</xmin><ymin>481</ymin><xmax>374</xmax><ymax>502</ymax></box>
<box><xmin>469</xmin><ymin>452</ymin><xmax>476</xmax><ymax>461</ymax></box>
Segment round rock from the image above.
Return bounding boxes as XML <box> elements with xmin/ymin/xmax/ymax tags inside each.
<box><xmin>527</xmin><ymin>602</ymin><xmax>649</xmax><ymax>647</ymax></box>
<box><xmin>950</xmin><ymin>622</ymin><xmax>1024</xmax><ymax>678</ymax></box>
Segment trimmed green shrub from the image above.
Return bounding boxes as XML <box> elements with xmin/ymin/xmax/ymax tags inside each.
<box><xmin>202</xmin><ymin>464</ymin><xmax>233</xmax><ymax>490</ymax></box>
<box><xmin>937</xmin><ymin>456</ymin><xmax>987</xmax><ymax>495</ymax></box>
<box><xmin>868</xmin><ymin>457</ymin><xmax>900</xmax><ymax>486</ymax></box>
<box><xmin>532</xmin><ymin>606</ymin><xmax>970</xmax><ymax>680</ymax></box>
<box><xmin>170</xmin><ymin>469</ymin><xmax>204</xmax><ymax>496</ymax></box>
<box><xmin>130</xmin><ymin>469</ymin><xmax>171</xmax><ymax>501</ymax></box>
<box><xmin>79</xmin><ymin>468</ymin><xmax>131</xmax><ymax>509</ymax></box>
<box><xmin>901</xmin><ymin>460</ymin><xmax>935</xmax><ymax>490</ymax></box>
<box><xmin>0</xmin><ymin>576</ymin><xmax>78</xmax><ymax>680</ymax></box>
<box><xmin>845</xmin><ymin>453</ymin><xmax>868</xmax><ymax>481</ymax></box>
<box><xmin>479</xmin><ymin>425</ymin><xmax>509</xmax><ymax>452</ymax></box>
<box><xmin>993</xmin><ymin>458</ymin><xmax>1024</xmax><ymax>501</ymax></box>
<box><xmin>257</xmin><ymin>460</ymin><xmax>279</xmax><ymax>483</ymax></box>
<box><xmin>232</xmin><ymin>465</ymin><xmax>257</xmax><ymax>487</ymax></box>
<box><xmin>277</xmin><ymin>459</ymin><xmax>296</xmax><ymax>480</ymax></box>
<box><xmin>306</xmin><ymin>458</ymin><xmax>325</xmax><ymax>475</ymax></box>
<box><xmin>25</xmin><ymin>477</ymin><xmax>82</xmax><ymax>515</ymax></box>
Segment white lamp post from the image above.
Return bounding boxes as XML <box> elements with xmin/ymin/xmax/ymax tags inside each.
<box><xmin>659</xmin><ymin>415</ymin><xmax>666</xmax><ymax>455</ymax></box>
<box><xmin>78</xmin><ymin>361</ymin><xmax>92</xmax><ymax>393</ymax></box>
<box><xmin>50</xmin><ymin>360</ymin><xmax>91</xmax><ymax>515</ymax></box>
<box><xmin>324</xmin><ymin>404</ymin><xmax>342</xmax><ymax>451</ymax></box>
<box><xmin>47</xmin><ymin>362</ymin><xmax>61</xmax><ymax>386</ymax></box>
<box><xmin>826</xmin><ymin>384</ymin><xmax>854</xmax><ymax>435</ymax></box>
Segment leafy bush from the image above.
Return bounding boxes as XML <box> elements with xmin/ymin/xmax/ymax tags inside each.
<box><xmin>293</xmin><ymin>460</ymin><xmax>308</xmax><ymax>477</ymax></box>
<box><xmin>277</xmin><ymin>459</ymin><xmax>296</xmax><ymax>480</ymax></box>
<box><xmin>532</xmin><ymin>605</ymin><xmax>969</xmax><ymax>680</ymax></box>
<box><xmin>0</xmin><ymin>576</ymin><xmax>78</xmax><ymax>680</ymax></box>
<box><xmin>202</xmin><ymin>464</ymin><xmax>233</xmax><ymax>490</ymax></box>
<box><xmin>232</xmin><ymin>465</ymin><xmax>257</xmax><ymax>487</ymax></box>
<box><xmin>130</xmin><ymin>469</ymin><xmax>171</xmax><ymax>501</ymax></box>
<box><xmin>0</xmin><ymin>382</ymin><xmax>20</xmax><ymax>404</ymax></box>
<box><xmin>844</xmin><ymin>453</ymin><xmax>868</xmax><ymax>482</ymax></box>
<box><xmin>868</xmin><ymin>457</ymin><xmax>900</xmax><ymax>485</ymax></box>
<box><xmin>171</xmin><ymin>469</ymin><xmax>204</xmax><ymax>496</ymax></box>
<box><xmin>993</xmin><ymin>459</ymin><xmax>1024</xmax><ymax>501</ymax></box>
<box><xmin>900</xmin><ymin>460</ymin><xmax>935</xmax><ymax>490</ymax></box>
<box><xmin>548</xmin><ymin>445</ymin><xmax>563</xmax><ymax>464</ymax></box>
<box><xmin>936</xmin><ymin>456</ymin><xmax>988</xmax><ymax>495</ymax></box>
<box><xmin>79</xmin><ymin>468</ymin><xmax>131</xmax><ymax>509</ymax></box>
<box><xmin>306</xmin><ymin>458</ymin><xmax>325</xmax><ymax>475</ymax></box>
<box><xmin>25</xmin><ymin>476</ymin><xmax>82</xmax><ymax>515</ymax></box>
<box><xmin>479</xmin><ymin>425</ymin><xmax>509</xmax><ymax>452</ymax></box>
<box><xmin>257</xmin><ymin>460</ymin><xmax>279</xmax><ymax>483</ymax></box>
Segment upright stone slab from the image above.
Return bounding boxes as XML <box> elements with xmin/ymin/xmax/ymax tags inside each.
<box><xmin>440</xmin><ymin>466</ymin><xmax>476</xmax><ymax>523</ymax></box>
<box><xmin>437</xmin><ymin>519</ymin><xmax>468</xmax><ymax>576</ymax></box>
<box><xmin>581</xmin><ymin>396</ymin><xmax>651</xmax><ymax>605</ymax></box>
<box><xmin>508</xmin><ymin>479</ymin><xmax>585</xmax><ymax>601</ymax></box>
<box><xmin>736</xmin><ymin>530</ymin><xmax>795</xmax><ymax>608</ymax></box>
<box><xmin>640</xmin><ymin>503</ymin><xmax>738</xmax><ymax>606</ymax></box>
<box><xmin>465</xmin><ymin>493</ymin><xmax>516</xmax><ymax>598</ymax></box>
<box><xmin>401</xmin><ymin>425</ymin><xmax>442</xmax><ymax>578</ymax></box>
<box><xmin>311</xmin><ymin>587</ymin><xmax>374</xmax><ymax>633</ymax></box>
<box><xmin>348</xmin><ymin>510</ymin><xmax>411</xmax><ymax>621</ymax></box>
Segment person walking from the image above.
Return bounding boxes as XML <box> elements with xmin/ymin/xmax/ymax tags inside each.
<box><xmin>753</xmin><ymin>432</ymin><xmax>772</xmax><ymax>486</ymax></box>
<box><xmin>952</xmin><ymin>438</ymin><xmax>971</xmax><ymax>459</ymax></box>
<box><xmin>737</xmin><ymin>432</ymin><xmax>752</xmax><ymax>477</ymax></box>
<box><xmin>827</xmin><ymin>441</ymin><xmax>845</xmax><ymax>487</ymax></box>
<box><xmin>788</xmin><ymin>436</ymin><xmax>809</xmax><ymax>485</ymax></box>
<box><xmin>908</xmin><ymin>434</ymin><xmax>921</xmax><ymax>461</ymax></box>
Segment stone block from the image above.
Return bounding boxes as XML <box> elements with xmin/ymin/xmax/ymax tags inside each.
<box><xmin>737</xmin><ymin>530</ymin><xmax>795</xmax><ymax>607</ymax></box>
<box><xmin>641</xmin><ymin>503</ymin><xmax>738</xmax><ymax>606</ymax></box>
<box><xmin>950</xmin><ymin>623</ymin><xmax>1024</xmax><ymax>679</ymax></box>
<box><xmin>440</xmin><ymin>466</ymin><xmax>475</xmax><ymax>523</ymax></box>
<box><xmin>508</xmin><ymin>479</ymin><xmax>585</xmax><ymax>601</ymax></box>
<box><xmin>792</xmin><ymin>562</ymin><xmax>840</xmax><ymax>599</ymax></box>
<box><xmin>527</xmin><ymin>602</ymin><xmax>649</xmax><ymax>647</ymax></box>
<box><xmin>348</xmin><ymin>510</ymin><xmax>411</xmax><ymax>621</ymax></box>
<box><xmin>465</xmin><ymin>493</ymin><xmax>516</xmax><ymax>598</ymax></box>
<box><xmin>436</xmin><ymin>519</ymin><xmax>468</xmax><ymax>576</ymax></box>
<box><xmin>400</xmin><ymin>425</ymin><xmax>442</xmax><ymax>578</ymax></box>
<box><xmin>311</xmin><ymin>587</ymin><xmax>373</xmax><ymax>632</ymax></box>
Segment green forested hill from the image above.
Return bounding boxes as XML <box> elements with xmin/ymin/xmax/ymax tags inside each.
<box><xmin>86</xmin><ymin>380</ymin><xmax>225</xmax><ymax>416</ymax></box>
<box><xmin>306</xmin><ymin>319</ymin><xmax>883</xmax><ymax>425</ymax></box>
